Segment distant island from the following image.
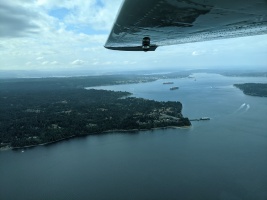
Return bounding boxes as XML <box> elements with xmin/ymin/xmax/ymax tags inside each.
<box><xmin>234</xmin><ymin>83</ymin><xmax>267</xmax><ymax>97</ymax></box>
<box><xmin>0</xmin><ymin>74</ymin><xmax>190</xmax><ymax>150</ymax></box>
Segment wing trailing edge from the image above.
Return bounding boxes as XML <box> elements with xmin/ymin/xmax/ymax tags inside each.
<box><xmin>105</xmin><ymin>0</ymin><xmax>267</xmax><ymax>51</ymax></box>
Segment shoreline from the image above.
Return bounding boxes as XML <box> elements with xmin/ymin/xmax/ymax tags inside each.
<box><xmin>0</xmin><ymin>126</ymin><xmax>191</xmax><ymax>151</ymax></box>
<box><xmin>103</xmin><ymin>126</ymin><xmax>191</xmax><ymax>133</ymax></box>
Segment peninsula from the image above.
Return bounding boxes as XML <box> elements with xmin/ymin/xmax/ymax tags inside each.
<box><xmin>0</xmin><ymin>74</ymin><xmax>190</xmax><ymax>149</ymax></box>
<box><xmin>234</xmin><ymin>83</ymin><xmax>267</xmax><ymax>97</ymax></box>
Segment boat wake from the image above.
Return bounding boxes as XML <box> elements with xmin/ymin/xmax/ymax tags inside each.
<box><xmin>245</xmin><ymin>104</ymin><xmax>250</xmax><ymax>111</ymax></box>
<box><xmin>236</xmin><ymin>103</ymin><xmax>246</xmax><ymax>112</ymax></box>
<box><xmin>234</xmin><ymin>103</ymin><xmax>250</xmax><ymax>114</ymax></box>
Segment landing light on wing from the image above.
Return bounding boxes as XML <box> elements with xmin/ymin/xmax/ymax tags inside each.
<box><xmin>142</xmin><ymin>37</ymin><xmax>150</xmax><ymax>52</ymax></box>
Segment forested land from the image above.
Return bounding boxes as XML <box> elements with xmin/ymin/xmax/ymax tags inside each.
<box><xmin>234</xmin><ymin>83</ymin><xmax>267</xmax><ymax>97</ymax></box>
<box><xmin>0</xmin><ymin>74</ymin><xmax>190</xmax><ymax>149</ymax></box>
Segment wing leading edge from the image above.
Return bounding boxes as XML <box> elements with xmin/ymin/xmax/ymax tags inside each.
<box><xmin>105</xmin><ymin>0</ymin><xmax>267</xmax><ymax>51</ymax></box>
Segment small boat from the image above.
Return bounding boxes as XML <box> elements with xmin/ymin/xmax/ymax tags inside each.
<box><xmin>163</xmin><ymin>82</ymin><xmax>174</xmax><ymax>84</ymax></box>
<box><xmin>170</xmin><ymin>86</ymin><xmax>179</xmax><ymax>90</ymax></box>
<box><xmin>200</xmin><ymin>117</ymin><xmax>210</xmax><ymax>120</ymax></box>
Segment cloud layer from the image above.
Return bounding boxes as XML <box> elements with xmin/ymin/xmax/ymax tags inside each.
<box><xmin>0</xmin><ymin>0</ymin><xmax>267</xmax><ymax>71</ymax></box>
<box><xmin>0</xmin><ymin>1</ymin><xmax>40</xmax><ymax>37</ymax></box>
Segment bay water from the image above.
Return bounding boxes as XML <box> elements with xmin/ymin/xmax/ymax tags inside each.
<box><xmin>1</xmin><ymin>73</ymin><xmax>267</xmax><ymax>200</ymax></box>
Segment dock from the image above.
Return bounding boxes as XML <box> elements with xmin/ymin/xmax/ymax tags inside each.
<box><xmin>190</xmin><ymin>117</ymin><xmax>210</xmax><ymax>122</ymax></box>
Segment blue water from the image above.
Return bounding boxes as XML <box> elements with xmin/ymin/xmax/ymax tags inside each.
<box><xmin>1</xmin><ymin>73</ymin><xmax>267</xmax><ymax>200</ymax></box>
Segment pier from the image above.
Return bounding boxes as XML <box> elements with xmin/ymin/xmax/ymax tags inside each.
<box><xmin>190</xmin><ymin>117</ymin><xmax>210</xmax><ymax>122</ymax></box>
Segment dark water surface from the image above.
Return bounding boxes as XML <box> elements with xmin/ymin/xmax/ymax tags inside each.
<box><xmin>1</xmin><ymin>73</ymin><xmax>267</xmax><ymax>200</ymax></box>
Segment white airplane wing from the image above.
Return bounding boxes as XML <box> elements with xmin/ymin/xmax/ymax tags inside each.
<box><xmin>104</xmin><ymin>0</ymin><xmax>267</xmax><ymax>51</ymax></box>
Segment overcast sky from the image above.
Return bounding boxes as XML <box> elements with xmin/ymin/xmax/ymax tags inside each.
<box><xmin>0</xmin><ymin>0</ymin><xmax>267</xmax><ymax>72</ymax></box>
